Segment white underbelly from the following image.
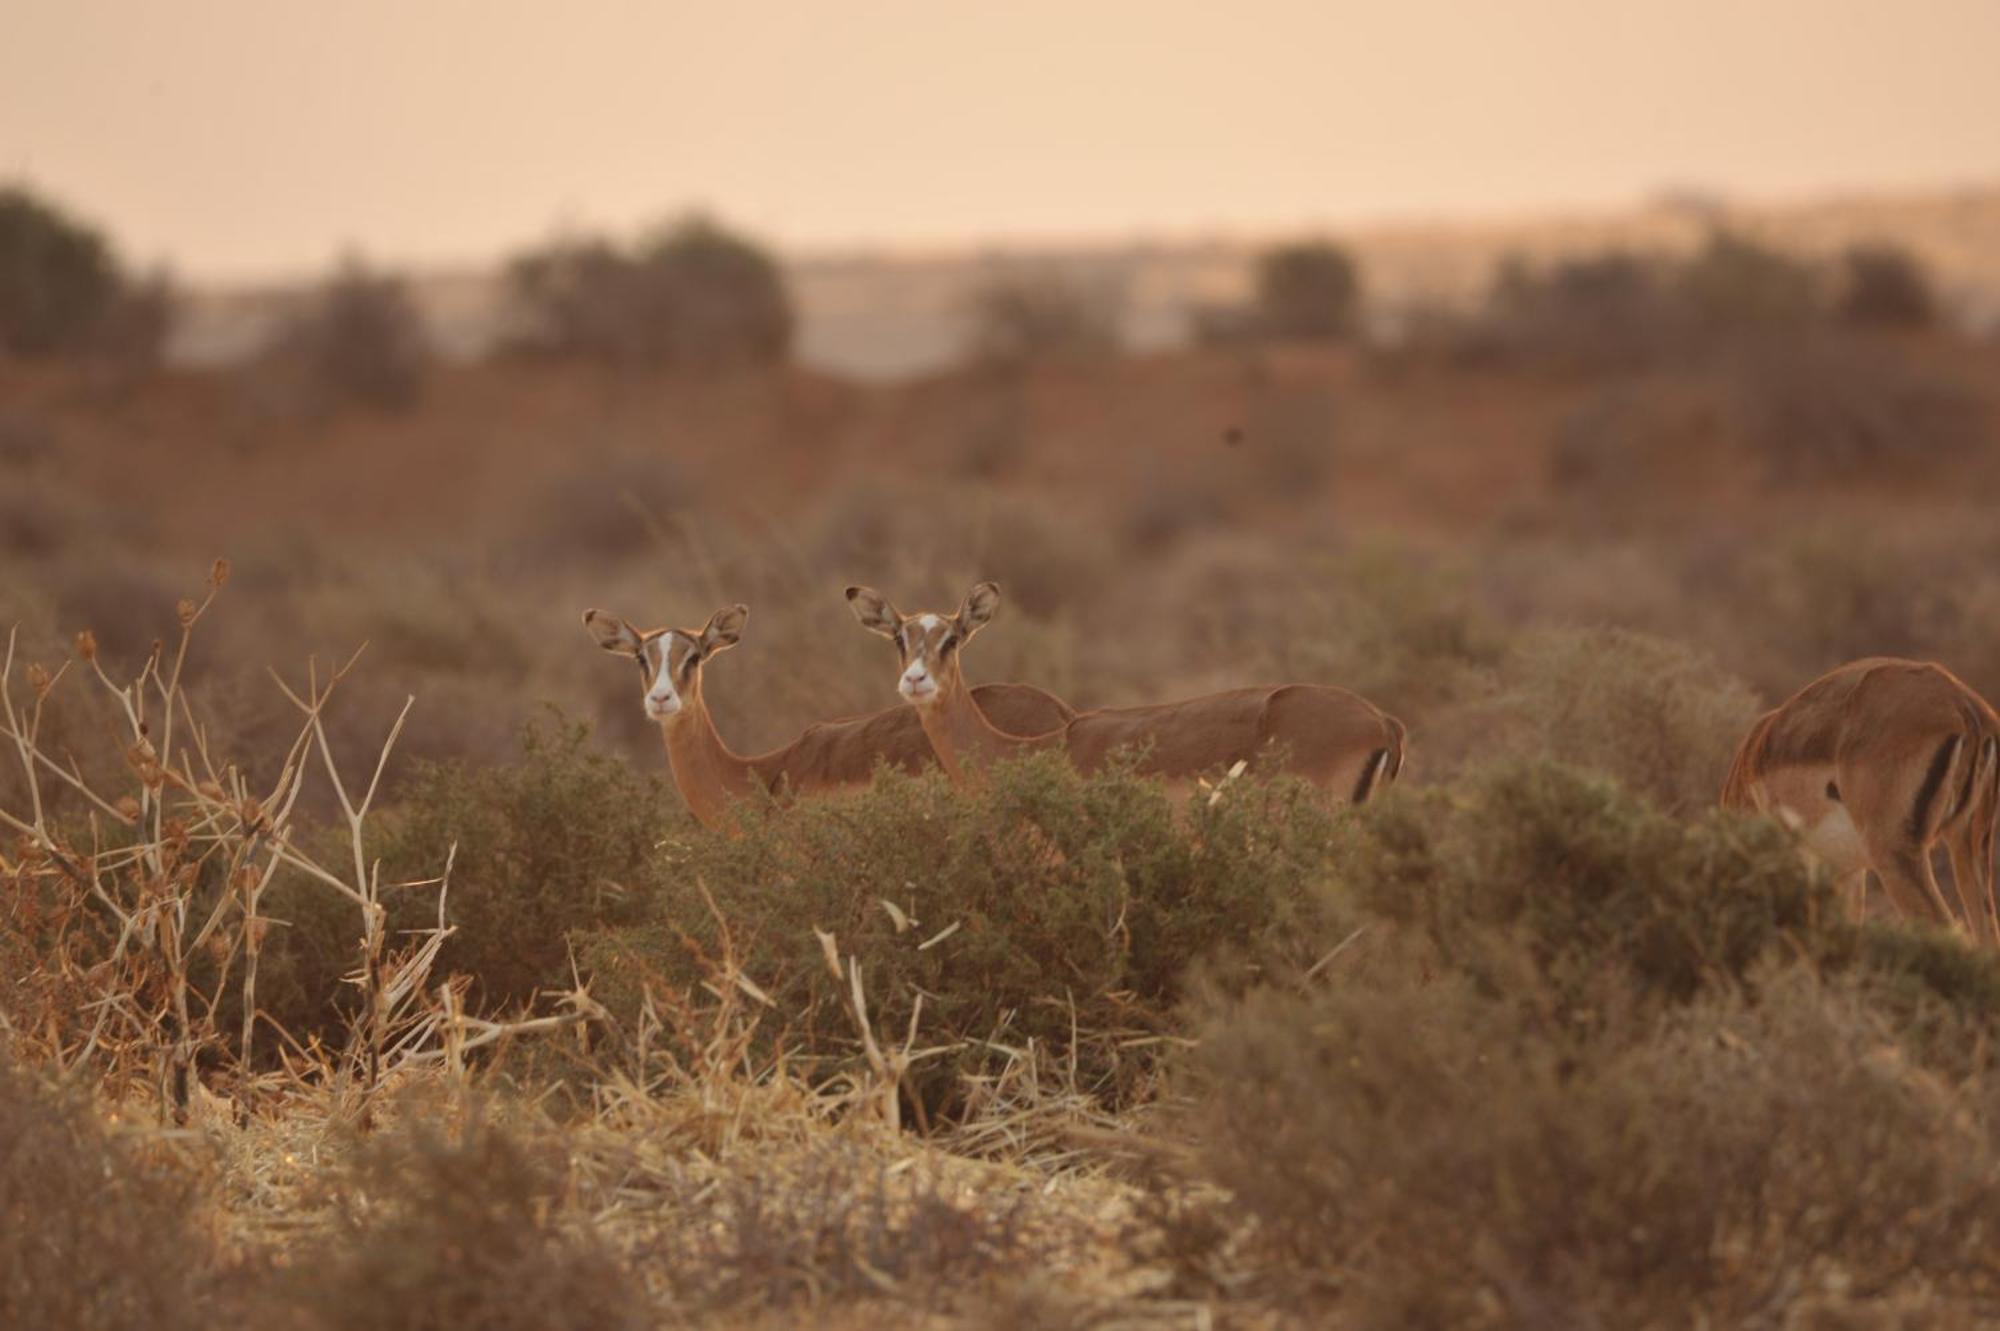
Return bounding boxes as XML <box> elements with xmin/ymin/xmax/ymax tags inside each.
<box><xmin>1779</xmin><ymin>801</ymin><xmax>1869</xmax><ymax>873</ymax></box>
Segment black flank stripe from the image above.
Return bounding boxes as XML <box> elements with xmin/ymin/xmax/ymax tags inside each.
<box><xmin>1352</xmin><ymin>748</ymin><xmax>1389</xmax><ymax>804</ymax></box>
<box><xmin>1910</xmin><ymin>735</ymin><xmax>1963</xmax><ymax>841</ymax></box>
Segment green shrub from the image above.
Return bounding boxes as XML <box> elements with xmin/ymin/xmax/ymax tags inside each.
<box><xmin>367</xmin><ymin>719</ymin><xmax>678</xmax><ymax>1013</ymax></box>
<box><xmin>1252</xmin><ymin>241</ymin><xmax>1362</xmax><ymax>342</ymax></box>
<box><xmin>1339</xmin><ymin>760</ymin><xmax>1827</xmax><ymax>1017</ymax></box>
<box><xmin>1493</xmin><ymin>626</ymin><xmax>1761</xmax><ymax>816</ymax></box>
<box><xmin>506</xmin><ymin>214</ymin><xmax>792</xmax><ymax>369</ymax></box>
<box><xmin>587</xmin><ymin>753</ymin><xmax>1343</xmax><ymax>1114</ymax></box>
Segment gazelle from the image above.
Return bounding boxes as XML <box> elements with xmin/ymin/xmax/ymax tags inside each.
<box><xmin>845</xmin><ymin>581</ymin><xmax>1406</xmax><ymax>802</ymax></box>
<box><xmin>1720</xmin><ymin>657</ymin><xmax>2000</xmax><ymax>942</ymax></box>
<box><xmin>583</xmin><ymin>604</ymin><xmax>1073</xmax><ymax>830</ymax></box>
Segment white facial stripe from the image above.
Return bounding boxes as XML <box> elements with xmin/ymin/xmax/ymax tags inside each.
<box><xmin>644</xmin><ymin>633</ymin><xmax>685</xmax><ymax>717</ymax></box>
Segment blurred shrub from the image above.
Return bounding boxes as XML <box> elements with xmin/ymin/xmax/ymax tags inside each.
<box><xmin>646</xmin><ymin>1139</ymin><xmax>1045</xmax><ymax>1312</ymax></box>
<box><xmin>1118</xmin><ymin>474</ymin><xmax>1232</xmax><ymax>552</ymax></box>
<box><xmin>962</xmin><ymin>269</ymin><xmax>1122</xmax><ymax>364</ymax></box>
<box><xmin>0</xmin><ymin>1057</ymin><xmax>215</xmax><ymax>1329</ymax></box>
<box><xmin>507</xmin><ymin>215</ymin><xmax>792</xmax><ymax>370</ymax></box>
<box><xmin>1239</xmin><ymin>382</ymin><xmax>1338</xmax><ymax>495</ymax></box>
<box><xmin>1483</xmin><ymin>249</ymin><xmax>1681</xmax><ymax>370</ymax></box>
<box><xmin>1492</xmin><ymin>627</ymin><xmax>1761</xmax><ymax>815</ymax></box>
<box><xmin>1188</xmin><ymin>962</ymin><xmax>2000</xmax><ymax>1325</ymax></box>
<box><xmin>1282</xmin><ymin>546</ymin><xmax>1505</xmax><ymax>717</ymax></box>
<box><xmin>1731</xmin><ymin>333</ymin><xmax>1987</xmax><ymax>481</ymax></box>
<box><xmin>0</xmin><ymin>184</ymin><xmax>120</xmax><ymax>357</ymax></box>
<box><xmin>287</xmin><ymin>1108</ymin><xmax>647</xmax><ymax>1331</ymax></box>
<box><xmin>1547</xmin><ymin>382</ymin><xmax>1715</xmax><ymax>510</ymax></box>
<box><xmin>508</xmin><ymin>450</ymin><xmax>695</xmax><ymax>572</ymax></box>
<box><xmin>263</xmin><ymin>258</ymin><xmax>430</xmax><ymax>414</ymax></box>
<box><xmin>587</xmin><ymin>753</ymin><xmax>1343</xmax><ymax>1115</ymax></box>
<box><xmin>1741</xmin><ymin>526</ymin><xmax>2000</xmax><ymax>693</ymax></box>
<box><xmin>1837</xmin><ymin>242</ymin><xmax>1938</xmax><ymax>328</ymax></box>
<box><xmin>1678</xmin><ymin>228</ymin><xmax>1821</xmax><ymax>334</ymax></box>
<box><xmin>0</xmin><ymin>184</ymin><xmax>173</xmax><ymax>369</ymax></box>
<box><xmin>1251</xmin><ymin>240</ymin><xmax>1362</xmax><ymax>342</ymax></box>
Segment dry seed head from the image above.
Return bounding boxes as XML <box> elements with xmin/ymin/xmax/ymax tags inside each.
<box><xmin>75</xmin><ymin>629</ymin><xmax>98</xmax><ymax>662</ymax></box>
<box><xmin>177</xmin><ymin>597</ymin><xmax>197</xmax><ymax>627</ymax></box>
<box><xmin>209</xmin><ymin>558</ymin><xmax>230</xmax><ymax>589</ymax></box>
<box><xmin>26</xmin><ymin>662</ymin><xmax>50</xmax><ymax>697</ymax></box>
<box><xmin>115</xmin><ymin>795</ymin><xmax>143</xmax><ymax>822</ymax></box>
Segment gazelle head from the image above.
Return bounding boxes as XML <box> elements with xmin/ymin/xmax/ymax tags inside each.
<box><xmin>845</xmin><ymin>581</ymin><xmax>1000</xmax><ymax>707</ymax></box>
<box><xmin>582</xmin><ymin>604</ymin><xmax>747</xmax><ymax>723</ymax></box>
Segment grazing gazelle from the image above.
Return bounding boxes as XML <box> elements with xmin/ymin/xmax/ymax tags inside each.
<box><xmin>845</xmin><ymin>581</ymin><xmax>1406</xmax><ymax>803</ymax></box>
<box><xmin>1720</xmin><ymin>657</ymin><xmax>2000</xmax><ymax>942</ymax></box>
<box><xmin>583</xmin><ymin>604</ymin><xmax>1073</xmax><ymax>830</ymax></box>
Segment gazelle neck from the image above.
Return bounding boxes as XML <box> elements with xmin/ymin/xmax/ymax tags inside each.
<box><xmin>657</xmin><ymin>681</ymin><xmax>771</xmax><ymax>829</ymax></box>
<box><xmin>915</xmin><ymin>676</ymin><xmax>1053</xmax><ymax>781</ymax></box>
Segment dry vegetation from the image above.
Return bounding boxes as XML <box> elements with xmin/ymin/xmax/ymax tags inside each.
<box><xmin>8</xmin><ymin>187</ymin><xmax>2000</xmax><ymax>1325</ymax></box>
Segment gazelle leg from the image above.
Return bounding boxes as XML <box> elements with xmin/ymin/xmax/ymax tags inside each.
<box><xmin>1835</xmin><ymin>868</ymin><xmax>1870</xmax><ymax>923</ymax></box>
<box><xmin>1946</xmin><ymin>839</ymin><xmax>1996</xmax><ymax>946</ymax></box>
<box><xmin>1873</xmin><ymin>844</ymin><xmax>1961</xmax><ymax>933</ymax></box>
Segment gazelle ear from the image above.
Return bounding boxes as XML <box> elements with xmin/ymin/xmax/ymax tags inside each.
<box><xmin>583</xmin><ymin>609</ymin><xmax>644</xmax><ymax>657</ymax></box>
<box><xmin>699</xmin><ymin>604</ymin><xmax>748</xmax><ymax>657</ymax></box>
<box><xmin>956</xmin><ymin>582</ymin><xmax>1001</xmax><ymax>636</ymax></box>
<box><xmin>845</xmin><ymin>585</ymin><xmax>902</xmax><ymax>637</ymax></box>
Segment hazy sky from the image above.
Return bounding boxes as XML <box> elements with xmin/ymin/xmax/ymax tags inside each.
<box><xmin>6</xmin><ymin>0</ymin><xmax>1999</xmax><ymax>282</ymax></box>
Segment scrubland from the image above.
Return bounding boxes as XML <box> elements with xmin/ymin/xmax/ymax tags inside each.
<box><xmin>8</xmin><ymin>235</ymin><xmax>2000</xmax><ymax>1326</ymax></box>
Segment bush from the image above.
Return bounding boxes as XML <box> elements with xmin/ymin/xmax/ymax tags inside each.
<box><xmin>1188</xmin><ymin>962</ymin><xmax>2000</xmax><ymax>1325</ymax></box>
<box><xmin>586</xmin><ymin>753</ymin><xmax>1343</xmax><ymax>1115</ymax></box>
<box><xmin>285</xmin><ymin>1108</ymin><xmax>647</xmax><ymax>1331</ymax></box>
<box><xmin>1678</xmin><ymin>228</ymin><xmax>1821</xmax><ymax>335</ymax></box>
<box><xmin>506</xmin><ymin>215</ymin><xmax>792</xmax><ymax>369</ymax></box>
<box><xmin>1252</xmin><ymin>241</ymin><xmax>1362</xmax><ymax>342</ymax></box>
<box><xmin>0</xmin><ymin>184</ymin><xmax>172</xmax><ymax>368</ymax></box>
<box><xmin>1492</xmin><ymin>627</ymin><xmax>1761</xmax><ymax>816</ymax></box>
<box><xmin>1483</xmin><ymin>249</ymin><xmax>1681</xmax><ymax>370</ymax></box>
<box><xmin>0</xmin><ymin>1058</ymin><xmax>216</xmax><ymax>1329</ymax></box>
<box><xmin>961</xmin><ymin>270</ymin><xmax>1122</xmax><ymax>364</ymax></box>
<box><xmin>1838</xmin><ymin>242</ymin><xmax>1938</xmax><ymax>328</ymax></box>
<box><xmin>264</xmin><ymin>258</ymin><xmax>430</xmax><ymax>413</ymax></box>
<box><xmin>1341</xmin><ymin>760</ymin><xmax>1827</xmax><ymax>1017</ymax></box>
<box><xmin>366</xmin><ymin>720</ymin><xmax>677</xmax><ymax>1013</ymax></box>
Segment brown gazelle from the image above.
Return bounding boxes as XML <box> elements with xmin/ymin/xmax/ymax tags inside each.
<box><xmin>1721</xmin><ymin>657</ymin><xmax>2000</xmax><ymax>942</ymax></box>
<box><xmin>583</xmin><ymin>603</ymin><xmax>1072</xmax><ymax>830</ymax></box>
<box><xmin>845</xmin><ymin>581</ymin><xmax>1406</xmax><ymax>802</ymax></box>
